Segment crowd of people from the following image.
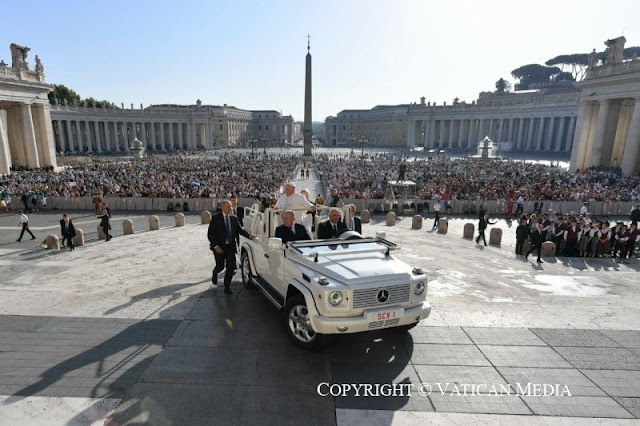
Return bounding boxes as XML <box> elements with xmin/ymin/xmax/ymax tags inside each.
<box><xmin>0</xmin><ymin>152</ymin><xmax>298</xmax><ymax>203</ymax></box>
<box><xmin>513</xmin><ymin>205</ymin><xmax>640</xmax><ymax>263</ymax></box>
<box><xmin>315</xmin><ymin>155</ymin><xmax>640</xmax><ymax>203</ymax></box>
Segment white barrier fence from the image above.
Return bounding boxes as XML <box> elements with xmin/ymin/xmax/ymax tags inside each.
<box><xmin>9</xmin><ymin>196</ymin><xmax>636</xmax><ymax>217</ymax></box>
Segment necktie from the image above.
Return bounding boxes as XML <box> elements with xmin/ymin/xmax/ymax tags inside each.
<box><xmin>333</xmin><ymin>224</ymin><xmax>337</xmax><ymax>234</ymax></box>
<box><xmin>225</xmin><ymin>215</ymin><xmax>231</xmax><ymax>244</ymax></box>
<box><xmin>233</xmin><ymin>208</ymin><xmax>237</xmax><ymax>216</ymax></box>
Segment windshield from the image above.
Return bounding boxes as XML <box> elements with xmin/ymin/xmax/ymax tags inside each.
<box><xmin>292</xmin><ymin>240</ymin><xmax>387</xmax><ymax>256</ymax></box>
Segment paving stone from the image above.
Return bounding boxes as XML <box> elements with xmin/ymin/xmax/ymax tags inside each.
<box><xmin>430</xmin><ymin>393</ymin><xmax>531</xmax><ymax>415</ymax></box>
<box><xmin>167</xmin><ymin>318</ymin><xmax>289</xmax><ymax>348</ymax></box>
<box><xmin>581</xmin><ymin>370</ymin><xmax>640</xmax><ymax>397</ymax></box>
<box><xmin>329</xmin><ymin>339</ymin><xmax>411</xmax><ymax>364</ymax></box>
<box><xmin>184</xmin><ymin>294</ymin><xmax>277</xmax><ymax>321</ymax></box>
<box><xmin>331</xmin><ymin>363</ymin><xmax>434</xmax><ymax>411</ymax></box>
<box><xmin>406</xmin><ymin>326</ymin><xmax>474</xmax><ymax>344</ymax></box>
<box><xmin>464</xmin><ymin>327</ymin><xmax>547</xmax><ymax>346</ymax></box>
<box><xmin>0</xmin><ymin>316</ymin><xmax>55</xmax><ymax>332</ymax></box>
<box><xmin>521</xmin><ymin>395</ymin><xmax>634</xmax><ymax>418</ymax></box>
<box><xmin>411</xmin><ymin>344</ymin><xmax>491</xmax><ymax>366</ymax></box>
<box><xmin>414</xmin><ymin>365</ymin><xmax>509</xmax><ymax>392</ymax></box>
<box><xmin>478</xmin><ymin>346</ymin><xmax>572</xmax><ymax>368</ymax></box>
<box><xmin>614</xmin><ymin>397</ymin><xmax>640</xmax><ymax>418</ymax></box>
<box><xmin>140</xmin><ymin>347</ymin><xmax>329</xmax><ymax>386</ymax></box>
<box><xmin>497</xmin><ymin>367</ymin><xmax>606</xmax><ymax>396</ymax></box>
<box><xmin>554</xmin><ymin>347</ymin><xmax>640</xmax><ymax>370</ymax></box>
<box><xmin>107</xmin><ymin>382</ymin><xmax>336</xmax><ymax>426</ymax></box>
<box><xmin>603</xmin><ymin>330</ymin><xmax>640</xmax><ymax>349</ymax></box>
<box><xmin>531</xmin><ymin>328</ymin><xmax>620</xmax><ymax>347</ymax></box>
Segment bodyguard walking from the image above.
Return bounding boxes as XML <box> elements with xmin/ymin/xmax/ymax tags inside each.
<box><xmin>476</xmin><ymin>212</ymin><xmax>495</xmax><ymax>246</ymax></box>
<box><xmin>16</xmin><ymin>210</ymin><xmax>36</xmax><ymax>242</ymax></box>
<box><xmin>60</xmin><ymin>214</ymin><xmax>77</xmax><ymax>251</ymax></box>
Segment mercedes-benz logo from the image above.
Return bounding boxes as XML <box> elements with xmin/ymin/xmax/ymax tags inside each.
<box><xmin>377</xmin><ymin>290</ymin><xmax>389</xmax><ymax>303</ymax></box>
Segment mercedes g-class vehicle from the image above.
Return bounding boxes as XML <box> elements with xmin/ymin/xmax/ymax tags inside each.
<box><xmin>239</xmin><ymin>205</ymin><xmax>431</xmax><ymax>350</ymax></box>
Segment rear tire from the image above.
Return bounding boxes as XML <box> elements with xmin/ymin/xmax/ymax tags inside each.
<box><xmin>283</xmin><ymin>295</ymin><xmax>326</xmax><ymax>351</ymax></box>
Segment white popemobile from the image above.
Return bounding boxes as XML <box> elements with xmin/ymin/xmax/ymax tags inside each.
<box><xmin>239</xmin><ymin>204</ymin><xmax>431</xmax><ymax>350</ymax></box>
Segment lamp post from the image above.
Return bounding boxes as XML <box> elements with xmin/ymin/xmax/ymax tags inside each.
<box><xmin>260</xmin><ymin>134</ymin><xmax>268</xmax><ymax>155</ymax></box>
<box><xmin>359</xmin><ymin>135</ymin><xmax>368</xmax><ymax>156</ymax></box>
<box><xmin>348</xmin><ymin>136</ymin><xmax>356</xmax><ymax>155</ymax></box>
<box><xmin>249</xmin><ymin>138</ymin><xmax>257</xmax><ymax>158</ymax></box>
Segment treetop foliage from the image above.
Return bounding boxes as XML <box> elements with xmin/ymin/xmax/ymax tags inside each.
<box><xmin>48</xmin><ymin>84</ymin><xmax>118</xmax><ymax>108</ymax></box>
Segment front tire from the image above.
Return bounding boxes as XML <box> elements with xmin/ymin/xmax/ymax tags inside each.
<box><xmin>284</xmin><ymin>295</ymin><xmax>326</xmax><ymax>350</ymax></box>
<box><xmin>240</xmin><ymin>251</ymin><xmax>254</xmax><ymax>288</ymax></box>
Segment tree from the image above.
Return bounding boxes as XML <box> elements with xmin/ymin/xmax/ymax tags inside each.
<box><xmin>495</xmin><ymin>78</ymin><xmax>512</xmax><ymax>93</ymax></box>
<box><xmin>48</xmin><ymin>84</ymin><xmax>81</xmax><ymax>105</ymax></box>
<box><xmin>511</xmin><ymin>64</ymin><xmax>561</xmax><ymax>90</ymax></box>
<box><xmin>545</xmin><ymin>54</ymin><xmax>589</xmax><ymax>81</ymax></box>
<box><xmin>553</xmin><ymin>71</ymin><xmax>574</xmax><ymax>82</ymax></box>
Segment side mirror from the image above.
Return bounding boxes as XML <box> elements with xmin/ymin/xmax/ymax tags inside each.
<box><xmin>267</xmin><ymin>237</ymin><xmax>283</xmax><ymax>251</ymax></box>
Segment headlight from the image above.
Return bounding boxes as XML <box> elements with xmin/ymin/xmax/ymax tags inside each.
<box><xmin>414</xmin><ymin>281</ymin><xmax>426</xmax><ymax>295</ymax></box>
<box><xmin>328</xmin><ymin>291</ymin><xmax>343</xmax><ymax>306</ymax></box>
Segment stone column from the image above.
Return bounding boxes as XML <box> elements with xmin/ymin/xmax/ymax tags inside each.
<box><xmin>525</xmin><ymin>117</ymin><xmax>535</xmax><ymax>150</ymax></box>
<box><xmin>141</xmin><ymin>122</ymin><xmax>147</xmax><ymax>148</ymax></box>
<box><xmin>170</xmin><ymin>123</ymin><xmax>176</xmax><ymax>150</ymax></box>
<box><xmin>104</xmin><ymin>121</ymin><xmax>111</xmax><ymax>152</ymax></box>
<box><xmin>516</xmin><ymin>118</ymin><xmax>525</xmax><ymax>150</ymax></box>
<box><xmin>94</xmin><ymin>121</ymin><xmax>102</xmax><ymax>153</ymax></box>
<box><xmin>427</xmin><ymin>118</ymin><xmax>436</xmax><ymax>148</ymax></box>
<box><xmin>555</xmin><ymin>117</ymin><xmax>566</xmax><ymax>152</ymax></box>
<box><xmin>535</xmin><ymin>117</ymin><xmax>545</xmax><ymax>151</ymax></box>
<box><xmin>31</xmin><ymin>104</ymin><xmax>57</xmax><ymax>167</ymax></box>
<box><xmin>544</xmin><ymin>117</ymin><xmax>555</xmax><ymax>151</ymax></box>
<box><xmin>447</xmin><ymin>120</ymin><xmax>454</xmax><ymax>148</ymax></box>
<box><xmin>467</xmin><ymin>119</ymin><xmax>476</xmax><ymax>149</ymax></box>
<box><xmin>488</xmin><ymin>119</ymin><xmax>495</xmax><ymax>140</ymax></box>
<box><xmin>569</xmin><ymin>102</ymin><xmax>594</xmax><ymax>172</ymax></box>
<box><xmin>507</xmin><ymin>118</ymin><xmax>514</xmax><ymax>142</ymax></box>
<box><xmin>65</xmin><ymin>120</ymin><xmax>73</xmax><ymax>151</ymax></box>
<box><xmin>21</xmin><ymin>103</ymin><xmax>40</xmax><ymax>168</ymax></box>
<box><xmin>160</xmin><ymin>122</ymin><xmax>166</xmax><ymax>150</ymax></box>
<box><xmin>56</xmin><ymin>120</ymin><xmax>66</xmax><ymax>153</ymax></box>
<box><xmin>0</xmin><ymin>110</ymin><xmax>10</xmax><ymax>174</ymax></box>
<box><xmin>621</xmin><ymin>98</ymin><xmax>640</xmax><ymax>177</ymax></box>
<box><xmin>566</xmin><ymin>116</ymin><xmax>577</xmax><ymax>153</ymax></box>
<box><xmin>588</xmin><ymin>100</ymin><xmax>612</xmax><ymax>168</ymax></box>
<box><xmin>74</xmin><ymin>121</ymin><xmax>84</xmax><ymax>152</ymax></box>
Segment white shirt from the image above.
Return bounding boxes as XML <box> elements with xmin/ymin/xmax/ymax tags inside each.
<box><xmin>580</xmin><ymin>206</ymin><xmax>588</xmax><ymax>215</ymax></box>
<box><xmin>19</xmin><ymin>213</ymin><xmax>29</xmax><ymax>224</ymax></box>
<box><xmin>433</xmin><ymin>202</ymin><xmax>441</xmax><ymax>212</ymax></box>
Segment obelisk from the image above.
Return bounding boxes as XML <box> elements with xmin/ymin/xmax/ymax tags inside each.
<box><xmin>303</xmin><ymin>35</ymin><xmax>312</xmax><ymax>156</ymax></box>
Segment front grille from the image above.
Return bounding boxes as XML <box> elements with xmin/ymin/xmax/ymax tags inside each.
<box><xmin>368</xmin><ymin>318</ymin><xmax>401</xmax><ymax>329</ymax></box>
<box><xmin>353</xmin><ymin>284</ymin><xmax>411</xmax><ymax>309</ymax></box>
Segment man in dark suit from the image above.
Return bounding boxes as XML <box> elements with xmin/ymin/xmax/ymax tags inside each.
<box><xmin>346</xmin><ymin>205</ymin><xmax>362</xmax><ymax>234</ymax></box>
<box><xmin>475</xmin><ymin>212</ymin><xmax>496</xmax><ymax>246</ymax></box>
<box><xmin>317</xmin><ymin>208</ymin><xmax>348</xmax><ymax>239</ymax></box>
<box><xmin>525</xmin><ymin>222</ymin><xmax>545</xmax><ymax>263</ymax></box>
<box><xmin>230</xmin><ymin>195</ymin><xmax>245</xmax><ymax>247</ymax></box>
<box><xmin>208</xmin><ymin>200</ymin><xmax>256</xmax><ymax>294</ymax></box>
<box><xmin>275</xmin><ymin>210</ymin><xmax>311</xmax><ymax>244</ymax></box>
<box><xmin>60</xmin><ymin>214</ymin><xmax>77</xmax><ymax>251</ymax></box>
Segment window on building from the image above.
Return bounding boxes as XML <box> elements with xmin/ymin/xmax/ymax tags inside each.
<box><xmin>266</xmin><ymin>125</ymin><xmax>269</xmax><ymax>131</ymax></box>
<box><xmin>220</xmin><ymin>124</ymin><xmax>223</xmax><ymax>130</ymax></box>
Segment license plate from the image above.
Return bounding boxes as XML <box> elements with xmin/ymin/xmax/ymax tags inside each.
<box><xmin>367</xmin><ymin>307</ymin><xmax>404</xmax><ymax>322</ymax></box>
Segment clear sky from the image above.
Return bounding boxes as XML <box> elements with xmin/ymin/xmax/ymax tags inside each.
<box><xmin>2</xmin><ymin>0</ymin><xmax>638</xmax><ymax>121</ymax></box>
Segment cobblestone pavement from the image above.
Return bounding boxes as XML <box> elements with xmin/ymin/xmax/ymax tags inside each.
<box><xmin>0</xmin><ymin>192</ymin><xmax>639</xmax><ymax>423</ymax></box>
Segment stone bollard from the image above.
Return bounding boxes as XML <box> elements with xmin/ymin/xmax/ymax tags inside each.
<box><xmin>175</xmin><ymin>213</ymin><xmax>185</xmax><ymax>227</ymax></box>
<box><xmin>123</xmin><ymin>219</ymin><xmax>134</xmax><ymax>235</ymax></box>
<box><xmin>412</xmin><ymin>215</ymin><xmax>422</xmax><ymax>230</ymax></box>
<box><xmin>463</xmin><ymin>223</ymin><xmax>475</xmax><ymax>239</ymax></box>
<box><xmin>437</xmin><ymin>219</ymin><xmax>448</xmax><ymax>234</ymax></box>
<box><xmin>360</xmin><ymin>209</ymin><xmax>370</xmax><ymax>224</ymax></box>
<box><xmin>489</xmin><ymin>228</ymin><xmax>502</xmax><ymax>245</ymax></box>
<box><xmin>201</xmin><ymin>211</ymin><xmax>212</xmax><ymax>224</ymax></box>
<box><xmin>73</xmin><ymin>229</ymin><xmax>85</xmax><ymax>247</ymax></box>
<box><xmin>386</xmin><ymin>212</ymin><xmax>396</xmax><ymax>226</ymax></box>
<box><xmin>541</xmin><ymin>241</ymin><xmax>556</xmax><ymax>257</ymax></box>
<box><xmin>97</xmin><ymin>225</ymin><xmax>106</xmax><ymax>240</ymax></box>
<box><xmin>44</xmin><ymin>234</ymin><xmax>60</xmax><ymax>250</ymax></box>
<box><xmin>376</xmin><ymin>231</ymin><xmax>386</xmax><ymax>239</ymax></box>
<box><xmin>149</xmin><ymin>215</ymin><xmax>160</xmax><ymax>231</ymax></box>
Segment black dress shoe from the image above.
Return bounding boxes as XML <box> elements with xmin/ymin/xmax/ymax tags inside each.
<box><xmin>31</xmin><ymin>236</ymin><xmax>36</xmax><ymax>240</ymax></box>
<box><xmin>224</xmin><ymin>288</ymin><xmax>233</xmax><ymax>294</ymax></box>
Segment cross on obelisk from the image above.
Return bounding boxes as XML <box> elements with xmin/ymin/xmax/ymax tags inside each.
<box><xmin>303</xmin><ymin>34</ymin><xmax>313</xmax><ymax>157</ymax></box>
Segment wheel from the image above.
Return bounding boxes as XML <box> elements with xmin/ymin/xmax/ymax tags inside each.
<box><xmin>395</xmin><ymin>322</ymin><xmax>419</xmax><ymax>333</ymax></box>
<box><xmin>240</xmin><ymin>251</ymin><xmax>254</xmax><ymax>288</ymax></box>
<box><xmin>283</xmin><ymin>295</ymin><xmax>326</xmax><ymax>350</ymax></box>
